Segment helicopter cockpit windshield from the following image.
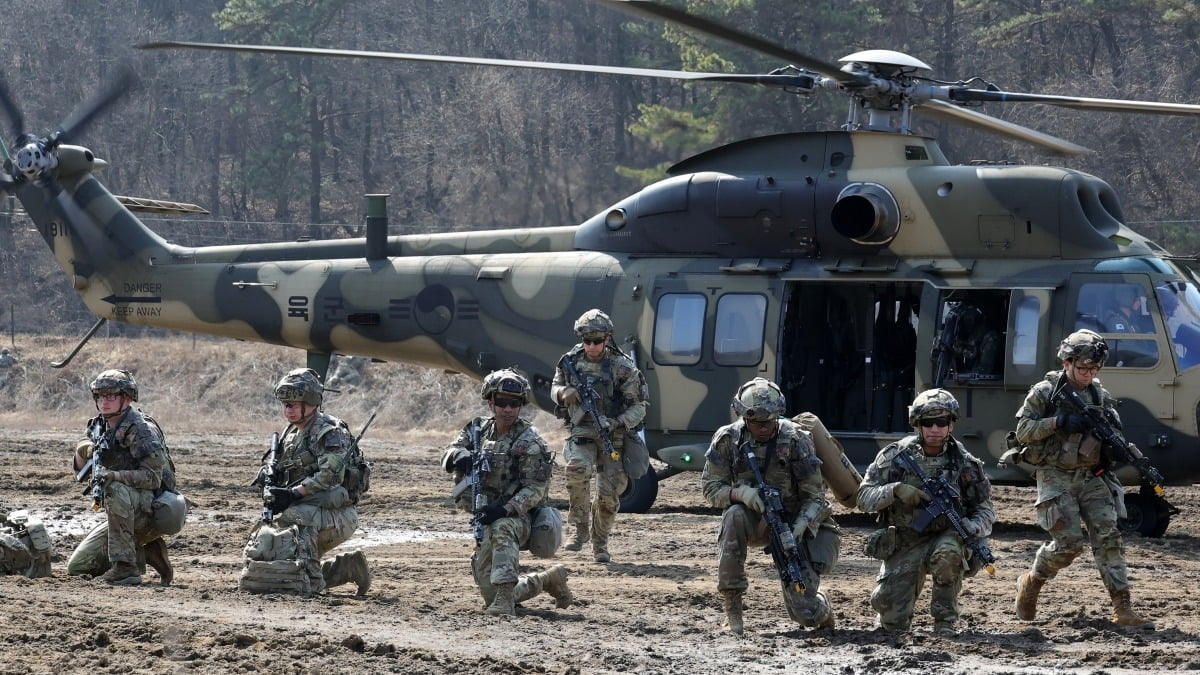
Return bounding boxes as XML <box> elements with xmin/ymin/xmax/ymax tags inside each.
<box><xmin>1155</xmin><ymin>281</ymin><xmax>1200</xmax><ymax>371</ymax></box>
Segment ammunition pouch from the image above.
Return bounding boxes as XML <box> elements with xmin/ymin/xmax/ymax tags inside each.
<box><xmin>863</xmin><ymin>525</ymin><xmax>897</xmax><ymax>561</ymax></box>
<box><xmin>525</xmin><ymin>505</ymin><xmax>564</xmax><ymax>559</ymax></box>
<box><xmin>1000</xmin><ymin>430</ymin><xmax>1042</xmax><ymax>468</ymax></box>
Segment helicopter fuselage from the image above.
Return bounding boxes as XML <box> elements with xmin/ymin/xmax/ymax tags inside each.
<box><xmin>22</xmin><ymin>132</ymin><xmax>1200</xmax><ymax>532</ymax></box>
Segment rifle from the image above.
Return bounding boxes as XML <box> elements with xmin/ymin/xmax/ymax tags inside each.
<box><xmin>449</xmin><ymin>420</ymin><xmax>490</xmax><ymax>547</ymax></box>
<box><xmin>559</xmin><ymin>354</ymin><xmax>620</xmax><ymax>462</ymax></box>
<box><xmin>76</xmin><ymin>417</ymin><xmax>112</xmax><ymax>511</ymax></box>
<box><xmin>1053</xmin><ymin>388</ymin><xmax>1167</xmax><ymax>497</ymax></box>
<box><xmin>739</xmin><ymin>438</ymin><xmax>811</xmax><ymax>594</ymax></box>
<box><xmin>253</xmin><ymin>432</ymin><xmax>283</xmax><ymax>523</ymax></box>
<box><xmin>893</xmin><ymin>450</ymin><xmax>997</xmax><ymax>575</ymax></box>
<box><xmin>931</xmin><ymin>306</ymin><xmax>961</xmax><ymax>387</ymax></box>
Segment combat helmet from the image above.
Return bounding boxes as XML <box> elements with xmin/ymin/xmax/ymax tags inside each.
<box><xmin>90</xmin><ymin>368</ymin><xmax>138</xmax><ymax>401</ymax></box>
<box><xmin>574</xmin><ymin>309</ymin><xmax>614</xmax><ymax>338</ymax></box>
<box><xmin>481</xmin><ymin>368</ymin><xmax>531</xmax><ymax>404</ymax></box>
<box><xmin>907</xmin><ymin>388</ymin><xmax>959</xmax><ymax>427</ymax></box>
<box><xmin>730</xmin><ymin>377</ymin><xmax>786</xmax><ymax>421</ymax></box>
<box><xmin>1057</xmin><ymin>329</ymin><xmax>1108</xmax><ymax>366</ymax></box>
<box><xmin>273</xmin><ymin>368</ymin><xmax>324</xmax><ymax>406</ymax></box>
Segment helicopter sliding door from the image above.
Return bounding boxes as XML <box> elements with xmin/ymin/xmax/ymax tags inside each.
<box><xmin>779</xmin><ymin>280</ymin><xmax>923</xmax><ymax>434</ymax></box>
<box><xmin>639</xmin><ymin>273</ymin><xmax>783</xmax><ymax>437</ymax></box>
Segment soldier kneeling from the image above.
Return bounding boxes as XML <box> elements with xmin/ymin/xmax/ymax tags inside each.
<box><xmin>239</xmin><ymin>368</ymin><xmax>370</xmax><ymax>597</ymax></box>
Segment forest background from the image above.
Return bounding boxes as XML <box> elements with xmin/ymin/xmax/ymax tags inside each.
<box><xmin>3</xmin><ymin>0</ymin><xmax>1200</xmax><ymax>338</ymax></box>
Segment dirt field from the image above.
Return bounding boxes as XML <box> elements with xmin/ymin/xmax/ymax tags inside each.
<box><xmin>1</xmin><ymin>420</ymin><xmax>1199</xmax><ymax>675</ymax></box>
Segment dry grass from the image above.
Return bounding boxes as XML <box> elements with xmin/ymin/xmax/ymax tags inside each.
<box><xmin>0</xmin><ymin>334</ymin><xmax>565</xmax><ymax>446</ymax></box>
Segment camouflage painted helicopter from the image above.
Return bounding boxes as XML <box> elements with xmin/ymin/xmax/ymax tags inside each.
<box><xmin>7</xmin><ymin>0</ymin><xmax>1200</xmax><ymax>534</ymax></box>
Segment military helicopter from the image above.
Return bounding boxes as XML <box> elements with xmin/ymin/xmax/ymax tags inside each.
<box><xmin>6</xmin><ymin>0</ymin><xmax>1200</xmax><ymax>534</ymax></box>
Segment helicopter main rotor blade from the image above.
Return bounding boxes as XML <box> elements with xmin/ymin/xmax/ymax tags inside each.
<box><xmin>950</xmin><ymin>88</ymin><xmax>1200</xmax><ymax>116</ymax></box>
<box><xmin>139</xmin><ymin>41</ymin><xmax>822</xmax><ymax>90</ymax></box>
<box><xmin>919</xmin><ymin>100</ymin><xmax>1090</xmax><ymax>156</ymax></box>
<box><xmin>54</xmin><ymin>63</ymin><xmax>137</xmax><ymax>146</ymax></box>
<box><xmin>0</xmin><ymin>77</ymin><xmax>25</xmax><ymax>149</ymax></box>
<box><xmin>596</xmin><ymin>0</ymin><xmax>860</xmax><ymax>85</ymax></box>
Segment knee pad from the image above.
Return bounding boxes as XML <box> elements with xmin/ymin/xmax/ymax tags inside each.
<box><xmin>929</xmin><ymin>550</ymin><xmax>965</xmax><ymax>585</ymax></box>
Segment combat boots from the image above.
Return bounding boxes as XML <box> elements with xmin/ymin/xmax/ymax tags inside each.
<box><xmin>320</xmin><ymin>550</ymin><xmax>372</xmax><ymax>596</ymax></box>
<box><xmin>143</xmin><ymin>537</ymin><xmax>173</xmax><ymax>586</ymax></box>
<box><xmin>1015</xmin><ymin>572</ymin><xmax>1046</xmax><ymax>621</ymax></box>
<box><xmin>1110</xmin><ymin>589</ymin><xmax>1155</xmax><ymax>629</ymax></box>
<box><xmin>540</xmin><ymin>565</ymin><xmax>574</xmax><ymax>609</ymax></box>
<box><xmin>564</xmin><ymin>524</ymin><xmax>589</xmax><ymax>552</ymax></box>
<box><xmin>721</xmin><ymin>590</ymin><xmax>745</xmax><ymax>635</ymax></box>
<box><xmin>486</xmin><ymin>583</ymin><xmax>516</xmax><ymax>616</ymax></box>
<box><xmin>100</xmin><ymin>561</ymin><xmax>142</xmax><ymax>586</ymax></box>
<box><xmin>592</xmin><ymin>540</ymin><xmax>611</xmax><ymax>563</ymax></box>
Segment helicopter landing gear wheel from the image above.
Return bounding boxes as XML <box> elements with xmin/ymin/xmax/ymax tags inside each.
<box><xmin>619</xmin><ymin>469</ymin><xmax>659</xmax><ymax>514</ymax></box>
<box><xmin>1118</xmin><ymin>489</ymin><xmax>1176</xmax><ymax>538</ymax></box>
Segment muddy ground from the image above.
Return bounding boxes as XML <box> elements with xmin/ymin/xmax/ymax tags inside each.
<box><xmin>1</xmin><ymin>427</ymin><xmax>1198</xmax><ymax>675</ymax></box>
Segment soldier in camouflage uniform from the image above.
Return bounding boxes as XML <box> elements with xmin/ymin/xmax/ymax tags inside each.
<box><xmin>701</xmin><ymin>378</ymin><xmax>840</xmax><ymax>635</ymax></box>
<box><xmin>0</xmin><ymin>507</ymin><xmax>52</xmax><ymax>578</ymax></box>
<box><xmin>1013</xmin><ymin>330</ymin><xmax>1154</xmax><ymax>628</ymax></box>
<box><xmin>551</xmin><ymin>309</ymin><xmax>649</xmax><ymax>563</ymax></box>
<box><xmin>858</xmin><ymin>389</ymin><xmax>995</xmax><ymax>634</ymax></box>
<box><xmin>68</xmin><ymin>369</ymin><xmax>177</xmax><ymax>586</ymax></box>
<box><xmin>442</xmin><ymin>368</ymin><xmax>573</xmax><ymax>616</ymax></box>
<box><xmin>263</xmin><ymin>368</ymin><xmax>370</xmax><ymax>595</ymax></box>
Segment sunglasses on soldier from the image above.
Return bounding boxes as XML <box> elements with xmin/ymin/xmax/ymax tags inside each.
<box><xmin>492</xmin><ymin>396</ymin><xmax>523</xmax><ymax>409</ymax></box>
<box><xmin>582</xmin><ymin>337</ymin><xmax>606</xmax><ymax>346</ymax></box>
<box><xmin>919</xmin><ymin>417</ymin><xmax>952</xmax><ymax>428</ymax></box>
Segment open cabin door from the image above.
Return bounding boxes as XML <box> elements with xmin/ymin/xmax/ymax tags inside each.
<box><xmin>779</xmin><ymin>280</ymin><xmax>924</xmax><ymax>435</ymax></box>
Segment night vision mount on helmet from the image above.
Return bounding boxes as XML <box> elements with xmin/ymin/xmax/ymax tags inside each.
<box><xmin>481</xmin><ymin>368</ymin><xmax>531</xmax><ymax>404</ymax></box>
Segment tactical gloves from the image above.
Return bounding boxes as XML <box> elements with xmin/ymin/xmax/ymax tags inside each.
<box><xmin>730</xmin><ymin>485</ymin><xmax>764</xmax><ymax>514</ymax></box>
<box><xmin>791</xmin><ymin>516</ymin><xmax>811</xmax><ymax>541</ymax></box>
<box><xmin>268</xmin><ymin>487</ymin><xmax>296</xmax><ymax>512</ymax></box>
<box><xmin>1055</xmin><ymin>413</ymin><xmax>1087</xmax><ymax>434</ymax></box>
<box><xmin>477</xmin><ymin>503</ymin><xmax>509</xmax><ymax>525</ymax></box>
<box><xmin>454</xmin><ymin>456</ymin><xmax>473</xmax><ymax>475</ymax></box>
<box><xmin>893</xmin><ymin>483</ymin><xmax>930</xmax><ymax>507</ymax></box>
<box><xmin>560</xmin><ymin>387</ymin><xmax>581</xmax><ymax>406</ymax></box>
<box><xmin>960</xmin><ymin>518</ymin><xmax>987</xmax><ymax>537</ymax></box>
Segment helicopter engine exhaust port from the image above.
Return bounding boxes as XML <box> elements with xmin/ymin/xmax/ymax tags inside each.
<box><xmin>830</xmin><ymin>182</ymin><xmax>900</xmax><ymax>245</ymax></box>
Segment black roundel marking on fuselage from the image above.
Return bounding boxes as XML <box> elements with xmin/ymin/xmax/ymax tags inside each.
<box><xmin>415</xmin><ymin>284</ymin><xmax>455</xmax><ymax>335</ymax></box>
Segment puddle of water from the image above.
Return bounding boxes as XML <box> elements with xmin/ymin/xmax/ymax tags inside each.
<box><xmin>24</xmin><ymin>509</ymin><xmax>468</xmax><ymax>549</ymax></box>
<box><xmin>336</xmin><ymin>528</ymin><xmax>471</xmax><ymax>549</ymax></box>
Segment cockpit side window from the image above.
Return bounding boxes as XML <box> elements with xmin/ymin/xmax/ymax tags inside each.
<box><xmin>1075</xmin><ymin>282</ymin><xmax>1158</xmax><ymax>368</ymax></box>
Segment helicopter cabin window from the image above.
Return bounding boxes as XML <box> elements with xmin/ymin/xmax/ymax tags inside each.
<box><xmin>933</xmin><ymin>290</ymin><xmax>1008</xmax><ymax>384</ymax></box>
<box><xmin>1155</xmin><ymin>281</ymin><xmax>1200</xmax><ymax>371</ymax></box>
<box><xmin>1012</xmin><ymin>295</ymin><xmax>1040</xmax><ymax>366</ymax></box>
<box><xmin>713</xmin><ymin>294</ymin><xmax>767</xmax><ymax>366</ymax></box>
<box><xmin>1074</xmin><ymin>282</ymin><xmax>1159</xmax><ymax>368</ymax></box>
<box><xmin>652</xmin><ymin>293</ymin><xmax>706</xmax><ymax>365</ymax></box>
